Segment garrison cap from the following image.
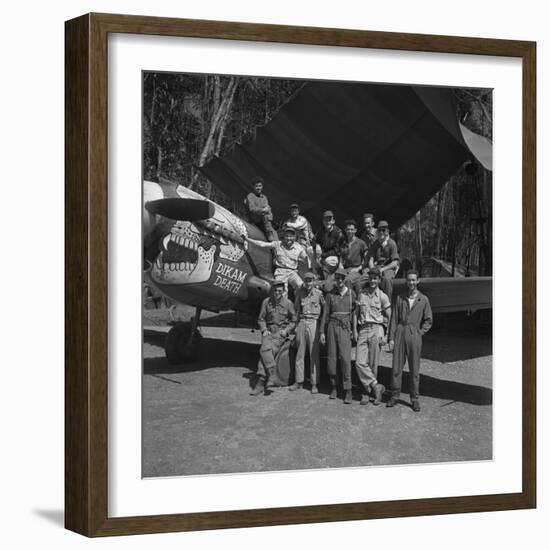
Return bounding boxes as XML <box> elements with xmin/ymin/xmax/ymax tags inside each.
<box><xmin>322</xmin><ymin>210</ymin><xmax>335</xmax><ymax>218</ymax></box>
<box><xmin>377</xmin><ymin>220</ymin><xmax>389</xmax><ymax>229</ymax></box>
<box><xmin>303</xmin><ymin>271</ymin><xmax>316</xmax><ymax>280</ymax></box>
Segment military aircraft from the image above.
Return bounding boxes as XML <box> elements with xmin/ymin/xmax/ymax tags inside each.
<box><xmin>144</xmin><ymin>179</ymin><xmax>491</xmax><ymax>366</ymax></box>
<box><xmin>143</xmin><ymin>80</ymin><xmax>493</xmax><ymax>366</ymax></box>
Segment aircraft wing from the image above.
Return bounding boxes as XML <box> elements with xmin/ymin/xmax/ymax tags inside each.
<box><xmin>393</xmin><ymin>276</ymin><xmax>492</xmax><ymax>313</ymax></box>
<box><xmin>200</xmin><ymin>81</ymin><xmax>492</xmax><ymax>229</ymax></box>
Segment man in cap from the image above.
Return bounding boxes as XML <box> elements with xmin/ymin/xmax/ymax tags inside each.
<box><xmin>367</xmin><ymin>220</ymin><xmax>400</xmax><ymax>301</ymax></box>
<box><xmin>290</xmin><ymin>271</ymin><xmax>325</xmax><ymax>394</ymax></box>
<box><xmin>387</xmin><ymin>270</ymin><xmax>433</xmax><ymax>412</ymax></box>
<box><xmin>243</xmin><ymin>225</ymin><xmax>309</xmax><ymax>295</ymax></box>
<box><xmin>284</xmin><ymin>203</ymin><xmax>314</xmax><ymax>246</ymax></box>
<box><xmin>244</xmin><ymin>176</ymin><xmax>278</xmax><ymax>241</ymax></box>
<box><xmin>250</xmin><ymin>280</ymin><xmax>297</xmax><ymax>396</ymax></box>
<box><xmin>314</xmin><ymin>210</ymin><xmax>345</xmax><ymax>278</ymax></box>
<box><xmin>320</xmin><ymin>267</ymin><xmax>356</xmax><ymax>404</ymax></box>
<box><xmin>353</xmin><ymin>267</ymin><xmax>390</xmax><ymax>405</ymax></box>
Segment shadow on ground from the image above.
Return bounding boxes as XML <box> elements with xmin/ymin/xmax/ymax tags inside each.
<box><xmin>421</xmin><ymin>312</ymin><xmax>492</xmax><ymax>362</ymax></box>
<box><xmin>375</xmin><ymin>366</ymin><xmax>492</xmax><ymax>406</ymax></box>
<box><xmin>144</xmin><ymin>337</ymin><xmax>257</xmax><ymax>375</ymax></box>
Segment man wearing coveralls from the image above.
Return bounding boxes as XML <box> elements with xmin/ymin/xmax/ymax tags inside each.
<box><xmin>353</xmin><ymin>267</ymin><xmax>390</xmax><ymax>406</ymax></box>
<box><xmin>250</xmin><ymin>280</ymin><xmax>297</xmax><ymax>396</ymax></box>
<box><xmin>387</xmin><ymin>270</ymin><xmax>433</xmax><ymax>412</ymax></box>
<box><xmin>289</xmin><ymin>272</ymin><xmax>325</xmax><ymax>394</ymax></box>
<box><xmin>320</xmin><ymin>268</ymin><xmax>356</xmax><ymax>404</ymax></box>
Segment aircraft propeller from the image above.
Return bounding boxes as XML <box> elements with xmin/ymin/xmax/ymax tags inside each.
<box><xmin>145</xmin><ymin>198</ymin><xmax>215</xmax><ymax>222</ymax></box>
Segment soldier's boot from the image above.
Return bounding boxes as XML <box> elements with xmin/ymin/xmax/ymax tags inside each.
<box><xmin>372</xmin><ymin>383</ymin><xmax>385</xmax><ymax>406</ymax></box>
<box><xmin>386</xmin><ymin>395</ymin><xmax>399</xmax><ymax>408</ymax></box>
<box><xmin>265</xmin><ymin>367</ymin><xmax>281</xmax><ymax>388</ymax></box>
<box><xmin>249</xmin><ymin>376</ymin><xmax>266</xmax><ymax>396</ymax></box>
<box><xmin>344</xmin><ymin>390</ymin><xmax>353</xmax><ymax>404</ymax></box>
<box><xmin>289</xmin><ymin>382</ymin><xmax>303</xmax><ymax>391</ymax></box>
<box><xmin>329</xmin><ymin>377</ymin><xmax>337</xmax><ymax>400</ymax></box>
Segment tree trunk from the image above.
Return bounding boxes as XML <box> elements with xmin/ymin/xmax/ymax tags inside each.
<box><xmin>414</xmin><ymin>211</ymin><xmax>423</xmax><ymax>273</ymax></box>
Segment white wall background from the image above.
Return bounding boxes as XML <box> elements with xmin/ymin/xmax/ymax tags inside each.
<box><xmin>0</xmin><ymin>0</ymin><xmax>546</xmax><ymax>548</ymax></box>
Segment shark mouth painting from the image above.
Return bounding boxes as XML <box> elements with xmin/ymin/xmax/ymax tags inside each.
<box><xmin>151</xmin><ymin>217</ymin><xmax>248</xmax><ymax>285</ymax></box>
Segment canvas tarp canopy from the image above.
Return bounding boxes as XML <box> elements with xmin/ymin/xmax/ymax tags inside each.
<box><xmin>200</xmin><ymin>81</ymin><xmax>491</xmax><ymax>229</ymax></box>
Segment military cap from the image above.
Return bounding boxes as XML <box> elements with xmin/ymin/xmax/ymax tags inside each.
<box><xmin>377</xmin><ymin>220</ymin><xmax>389</xmax><ymax>229</ymax></box>
<box><xmin>334</xmin><ymin>267</ymin><xmax>347</xmax><ymax>278</ymax></box>
<box><xmin>322</xmin><ymin>210</ymin><xmax>335</xmax><ymax>218</ymax></box>
<box><xmin>271</xmin><ymin>280</ymin><xmax>285</xmax><ymax>288</ymax></box>
<box><xmin>289</xmin><ymin>203</ymin><xmax>300</xmax><ymax>209</ymax></box>
<box><xmin>303</xmin><ymin>271</ymin><xmax>316</xmax><ymax>280</ymax></box>
<box><xmin>283</xmin><ymin>225</ymin><xmax>296</xmax><ymax>234</ymax></box>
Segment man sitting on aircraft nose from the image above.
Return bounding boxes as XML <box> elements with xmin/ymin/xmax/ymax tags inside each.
<box><xmin>250</xmin><ymin>280</ymin><xmax>297</xmax><ymax>396</ymax></box>
<box><xmin>315</xmin><ymin>210</ymin><xmax>345</xmax><ymax>279</ymax></box>
<box><xmin>366</xmin><ymin>220</ymin><xmax>400</xmax><ymax>301</ymax></box>
<box><xmin>284</xmin><ymin>203</ymin><xmax>314</xmax><ymax>246</ymax></box>
<box><xmin>244</xmin><ymin>176</ymin><xmax>278</xmax><ymax>242</ymax></box>
<box><xmin>243</xmin><ymin>226</ymin><xmax>309</xmax><ymax>295</ymax></box>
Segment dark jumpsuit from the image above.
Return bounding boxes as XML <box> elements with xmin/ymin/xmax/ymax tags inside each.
<box><xmin>388</xmin><ymin>291</ymin><xmax>433</xmax><ymax>400</ymax></box>
<box><xmin>321</xmin><ymin>287</ymin><xmax>356</xmax><ymax>390</ymax></box>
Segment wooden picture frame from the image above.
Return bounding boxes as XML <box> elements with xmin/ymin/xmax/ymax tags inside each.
<box><xmin>65</xmin><ymin>12</ymin><xmax>536</xmax><ymax>537</ymax></box>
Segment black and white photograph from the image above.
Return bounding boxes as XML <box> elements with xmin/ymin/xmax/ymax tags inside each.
<box><xmin>142</xmin><ymin>71</ymin><xmax>493</xmax><ymax>478</ymax></box>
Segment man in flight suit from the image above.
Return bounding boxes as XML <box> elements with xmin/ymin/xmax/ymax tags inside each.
<box><xmin>320</xmin><ymin>268</ymin><xmax>356</xmax><ymax>404</ymax></box>
<box><xmin>290</xmin><ymin>272</ymin><xmax>325</xmax><ymax>394</ymax></box>
<box><xmin>250</xmin><ymin>280</ymin><xmax>297</xmax><ymax>396</ymax></box>
<box><xmin>387</xmin><ymin>270</ymin><xmax>433</xmax><ymax>412</ymax></box>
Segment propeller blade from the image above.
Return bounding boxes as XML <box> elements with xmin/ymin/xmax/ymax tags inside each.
<box><xmin>145</xmin><ymin>198</ymin><xmax>215</xmax><ymax>221</ymax></box>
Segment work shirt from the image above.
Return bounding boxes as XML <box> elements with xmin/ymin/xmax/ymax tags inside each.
<box><xmin>356</xmin><ymin>287</ymin><xmax>391</xmax><ymax>326</ymax></box>
<box><xmin>360</xmin><ymin>227</ymin><xmax>378</xmax><ymax>249</ymax></box>
<box><xmin>294</xmin><ymin>286</ymin><xmax>325</xmax><ymax>321</ymax></box>
<box><xmin>389</xmin><ymin>291</ymin><xmax>433</xmax><ymax>341</ymax></box>
<box><xmin>342</xmin><ymin>237</ymin><xmax>368</xmax><ymax>268</ymax></box>
<box><xmin>273</xmin><ymin>241</ymin><xmax>307</xmax><ymax>270</ymax></box>
<box><xmin>315</xmin><ymin>225</ymin><xmax>345</xmax><ymax>259</ymax></box>
<box><xmin>284</xmin><ymin>215</ymin><xmax>313</xmax><ymax>244</ymax></box>
<box><xmin>368</xmin><ymin>237</ymin><xmax>400</xmax><ymax>268</ymax></box>
<box><xmin>258</xmin><ymin>296</ymin><xmax>297</xmax><ymax>334</ymax></box>
<box><xmin>321</xmin><ymin>286</ymin><xmax>356</xmax><ymax>331</ymax></box>
<box><xmin>245</xmin><ymin>192</ymin><xmax>270</xmax><ymax>223</ymax></box>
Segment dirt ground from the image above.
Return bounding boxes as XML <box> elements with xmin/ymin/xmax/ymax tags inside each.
<box><xmin>142</xmin><ymin>307</ymin><xmax>492</xmax><ymax>477</ymax></box>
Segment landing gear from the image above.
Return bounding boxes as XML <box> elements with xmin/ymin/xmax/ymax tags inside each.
<box><xmin>164</xmin><ymin>308</ymin><xmax>202</xmax><ymax>365</ymax></box>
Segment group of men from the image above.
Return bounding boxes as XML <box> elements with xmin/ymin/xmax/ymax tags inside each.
<box><xmin>244</xmin><ymin>176</ymin><xmax>433</xmax><ymax>412</ymax></box>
